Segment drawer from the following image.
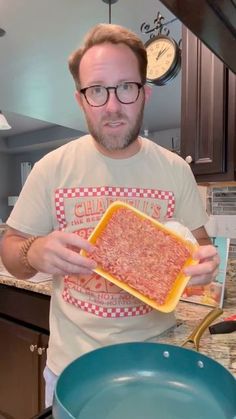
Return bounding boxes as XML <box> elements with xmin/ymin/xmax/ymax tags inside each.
<box><xmin>0</xmin><ymin>284</ymin><xmax>50</xmax><ymax>331</ymax></box>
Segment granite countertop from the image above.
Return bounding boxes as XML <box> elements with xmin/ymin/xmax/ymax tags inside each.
<box><xmin>0</xmin><ymin>276</ymin><xmax>53</xmax><ymax>296</ymax></box>
<box><xmin>0</xmin><ymin>259</ymin><xmax>235</xmax><ymax>376</ymax></box>
<box><xmin>0</xmin><ymin>260</ymin><xmax>52</xmax><ymax>296</ymax></box>
<box><xmin>156</xmin><ymin>259</ymin><xmax>236</xmax><ymax>376</ymax></box>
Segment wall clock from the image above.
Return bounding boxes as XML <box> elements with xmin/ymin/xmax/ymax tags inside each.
<box><xmin>145</xmin><ymin>34</ymin><xmax>181</xmax><ymax>86</ymax></box>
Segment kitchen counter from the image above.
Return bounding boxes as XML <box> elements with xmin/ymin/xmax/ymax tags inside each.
<box><xmin>0</xmin><ymin>275</ymin><xmax>52</xmax><ymax>296</ymax></box>
<box><xmin>0</xmin><ymin>259</ymin><xmax>52</xmax><ymax>296</ymax></box>
<box><xmin>0</xmin><ymin>259</ymin><xmax>235</xmax><ymax>376</ymax></box>
<box><xmin>156</xmin><ymin>258</ymin><xmax>236</xmax><ymax>376</ymax></box>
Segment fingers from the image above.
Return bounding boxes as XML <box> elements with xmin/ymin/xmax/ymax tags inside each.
<box><xmin>184</xmin><ymin>244</ymin><xmax>220</xmax><ymax>286</ymax></box>
<box><xmin>59</xmin><ymin>246</ymin><xmax>97</xmax><ymax>272</ymax></box>
<box><xmin>58</xmin><ymin>231</ymin><xmax>95</xmax><ymax>254</ymax></box>
<box><xmin>57</xmin><ymin>232</ymin><xmax>97</xmax><ymax>273</ymax></box>
<box><xmin>47</xmin><ymin>257</ymin><xmax>95</xmax><ymax>276</ymax></box>
<box><xmin>31</xmin><ymin>231</ymin><xmax>98</xmax><ymax>276</ymax></box>
<box><xmin>192</xmin><ymin>244</ymin><xmax>219</xmax><ymax>261</ymax></box>
<box><xmin>187</xmin><ymin>266</ymin><xmax>219</xmax><ymax>286</ymax></box>
<box><xmin>184</xmin><ymin>255</ymin><xmax>219</xmax><ymax>277</ymax></box>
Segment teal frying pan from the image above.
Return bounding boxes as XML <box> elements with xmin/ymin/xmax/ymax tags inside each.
<box><xmin>53</xmin><ymin>311</ymin><xmax>236</xmax><ymax>419</ymax></box>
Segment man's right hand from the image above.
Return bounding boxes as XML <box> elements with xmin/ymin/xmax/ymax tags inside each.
<box><xmin>1</xmin><ymin>228</ymin><xmax>97</xmax><ymax>279</ymax></box>
<box><xmin>27</xmin><ymin>231</ymin><xmax>97</xmax><ymax>276</ymax></box>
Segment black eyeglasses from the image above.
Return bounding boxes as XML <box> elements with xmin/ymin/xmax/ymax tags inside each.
<box><xmin>80</xmin><ymin>82</ymin><xmax>143</xmax><ymax>107</ymax></box>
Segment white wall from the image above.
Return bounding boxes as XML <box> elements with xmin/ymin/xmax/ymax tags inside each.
<box><xmin>1</xmin><ymin>126</ymin><xmax>181</xmax><ymax>222</ymax></box>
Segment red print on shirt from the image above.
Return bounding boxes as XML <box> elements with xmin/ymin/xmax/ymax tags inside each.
<box><xmin>55</xmin><ymin>186</ymin><xmax>175</xmax><ymax>318</ymax></box>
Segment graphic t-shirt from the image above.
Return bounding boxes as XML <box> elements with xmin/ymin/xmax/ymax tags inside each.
<box><xmin>7</xmin><ymin>135</ymin><xmax>208</xmax><ymax>375</ymax></box>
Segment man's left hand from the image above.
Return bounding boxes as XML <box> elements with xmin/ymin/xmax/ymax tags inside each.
<box><xmin>184</xmin><ymin>244</ymin><xmax>220</xmax><ymax>286</ymax></box>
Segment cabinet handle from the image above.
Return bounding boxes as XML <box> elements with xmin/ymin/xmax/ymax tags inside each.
<box><xmin>185</xmin><ymin>155</ymin><xmax>193</xmax><ymax>164</ymax></box>
<box><xmin>29</xmin><ymin>344</ymin><xmax>38</xmax><ymax>352</ymax></box>
<box><xmin>37</xmin><ymin>347</ymin><xmax>46</xmax><ymax>355</ymax></box>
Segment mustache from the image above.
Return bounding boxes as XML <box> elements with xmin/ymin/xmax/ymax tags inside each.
<box><xmin>102</xmin><ymin>112</ymin><xmax>127</xmax><ymax>123</ymax></box>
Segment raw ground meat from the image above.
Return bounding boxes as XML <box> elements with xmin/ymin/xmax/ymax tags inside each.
<box><xmin>89</xmin><ymin>207</ymin><xmax>191</xmax><ymax>305</ymax></box>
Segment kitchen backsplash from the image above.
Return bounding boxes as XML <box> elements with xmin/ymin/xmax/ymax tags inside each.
<box><xmin>209</xmin><ymin>186</ymin><xmax>236</xmax><ymax>215</ymax></box>
<box><xmin>198</xmin><ymin>183</ymin><xmax>236</xmax><ymax>259</ymax></box>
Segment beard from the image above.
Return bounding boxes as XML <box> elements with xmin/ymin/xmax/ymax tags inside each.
<box><xmin>83</xmin><ymin>100</ymin><xmax>145</xmax><ymax>151</ymax></box>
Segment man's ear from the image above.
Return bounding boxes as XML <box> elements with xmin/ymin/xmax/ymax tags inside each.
<box><xmin>144</xmin><ymin>84</ymin><xmax>152</xmax><ymax>103</ymax></box>
<box><xmin>75</xmin><ymin>90</ymin><xmax>83</xmax><ymax>108</ymax></box>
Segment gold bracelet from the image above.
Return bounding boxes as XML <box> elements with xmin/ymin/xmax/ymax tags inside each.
<box><xmin>19</xmin><ymin>236</ymin><xmax>39</xmax><ymax>274</ymax></box>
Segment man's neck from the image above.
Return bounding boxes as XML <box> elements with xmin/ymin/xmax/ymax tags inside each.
<box><xmin>91</xmin><ymin>136</ymin><xmax>142</xmax><ymax>159</ymax></box>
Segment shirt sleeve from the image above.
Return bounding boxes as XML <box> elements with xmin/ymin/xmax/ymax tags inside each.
<box><xmin>6</xmin><ymin>157</ymin><xmax>54</xmax><ymax>236</ymax></box>
<box><xmin>173</xmin><ymin>160</ymin><xmax>208</xmax><ymax>231</ymax></box>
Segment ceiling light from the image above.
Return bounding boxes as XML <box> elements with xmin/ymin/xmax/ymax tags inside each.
<box><xmin>0</xmin><ymin>111</ymin><xmax>12</xmax><ymax>130</ymax></box>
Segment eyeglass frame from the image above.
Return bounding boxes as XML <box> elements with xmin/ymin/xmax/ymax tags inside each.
<box><xmin>79</xmin><ymin>82</ymin><xmax>144</xmax><ymax>107</ymax></box>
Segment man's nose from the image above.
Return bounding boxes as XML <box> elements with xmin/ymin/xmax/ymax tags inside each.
<box><xmin>105</xmin><ymin>90</ymin><xmax>122</xmax><ymax>111</ymax></box>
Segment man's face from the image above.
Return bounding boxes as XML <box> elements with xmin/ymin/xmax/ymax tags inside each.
<box><xmin>76</xmin><ymin>43</ymin><xmax>150</xmax><ymax>152</ymax></box>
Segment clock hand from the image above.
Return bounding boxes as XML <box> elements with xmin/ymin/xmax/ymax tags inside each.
<box><xmin>156</xmin><ymin>47</ymin><xmax>170</xmax><ymax>61</ymax></box>
<box><xmin>156</xmin><ymin>48</ymin><xmax>166</xmax><ymax>60</ymax></box>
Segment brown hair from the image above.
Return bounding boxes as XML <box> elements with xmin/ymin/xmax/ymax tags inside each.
<box><xmin>68</xmin><ymin>23</ymin><xmax>147</xmax><ymax>89</ymax></box>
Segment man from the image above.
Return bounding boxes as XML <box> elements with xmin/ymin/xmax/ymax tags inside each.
<box><xmin>1</xmin><ymin>24</ymin><xmax>219</xmax><ymax>406</ymax></box>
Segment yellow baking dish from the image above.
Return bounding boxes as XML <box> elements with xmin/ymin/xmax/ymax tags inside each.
<box><xmin>80</xmin><ymin>201</ymin><xmax>199</xmax><ymax>312</ymax></box>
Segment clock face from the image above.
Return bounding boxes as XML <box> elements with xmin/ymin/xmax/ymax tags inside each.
<box><xmin>145</xmin><ymin>35</ymin><xmax>181</xmax><ymax>85</ymax></box>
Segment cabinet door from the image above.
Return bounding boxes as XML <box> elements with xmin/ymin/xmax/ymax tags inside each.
<box><xmin>0</xmin><ymin>317</ymin><xmax>40</xmax><ymax>419</ymax></box>
<box><xmin>181</xmin><ymin>26</ymin><xmax>227</xmax><ymax>176</ymax></box>
<box><xmin>38</xmin><ymin>332</ymin><xmax>49</xmax><ymax>411</ymax></box>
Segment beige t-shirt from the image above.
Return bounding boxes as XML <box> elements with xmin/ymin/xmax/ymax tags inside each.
<box><xmin>7</xmin><ymin>136</ymin><xmax>208</xmax><ymax>375</ymax></box>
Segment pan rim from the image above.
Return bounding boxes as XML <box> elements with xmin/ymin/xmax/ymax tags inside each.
<box><xmin>53</xmin><ymin>342</ymin><xmax>236</xmax><ymax>419</ymax></box>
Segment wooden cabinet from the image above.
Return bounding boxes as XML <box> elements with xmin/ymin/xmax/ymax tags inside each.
<box><xmin>181</xmin><ymin>27</ymin><xmax>236</xmax><ymax>181</ymax></box>
<box><xmin>0</xmin><ymin>285</ymin><xmax>50</xmax><ymax>419</ymax></box>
